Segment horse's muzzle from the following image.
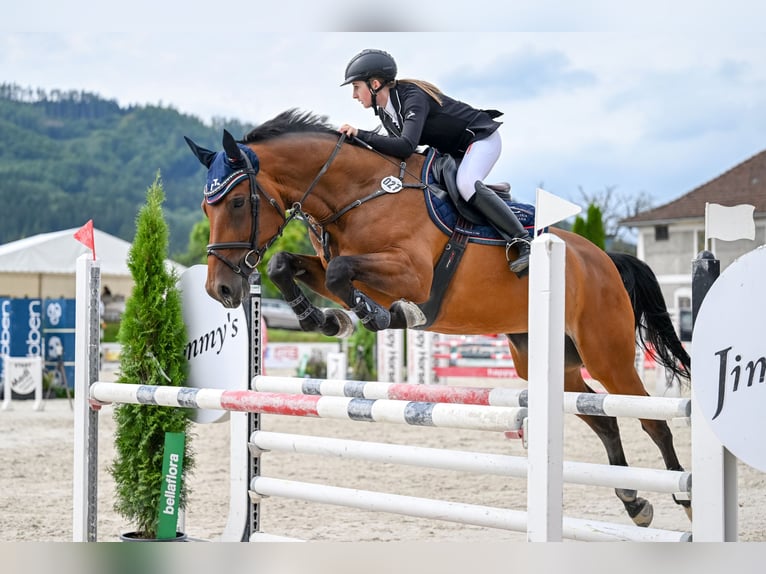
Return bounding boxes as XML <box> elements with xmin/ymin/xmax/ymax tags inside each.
<box><xmin>207</xmin><ymin>275</ymin><xmax>247</xmax><ymax>309</ymax></box>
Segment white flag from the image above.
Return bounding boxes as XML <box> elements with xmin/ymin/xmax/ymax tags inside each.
<box><xmin>705</xmin><ymin>203</ymin><xmax>755</xmax><ymax>242</ymax></box>
<box><xmin>535</xmin><ymin>188</ymin><xmax>582</xmax><ymax>236</ymax></box>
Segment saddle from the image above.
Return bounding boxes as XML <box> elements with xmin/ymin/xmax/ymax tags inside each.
<box><xmin>413</xmin><ymin>150</ymin><xmax>536</xmax><ymax>327</ymax></box>
<box><xmin>421</xmin><ymin>149</ymin><xmax>535</xmax><ymax>244</ymax></box>
<box><xmin>424</xmin><ymin>150</ymin><xmax>511</xmax><ymax>226</ymax></box>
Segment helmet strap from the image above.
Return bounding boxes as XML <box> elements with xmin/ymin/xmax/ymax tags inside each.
<box><xmin>366</xmin><ymin>79</ymin><xmax>380</xmax><ymax>110</ymax></box>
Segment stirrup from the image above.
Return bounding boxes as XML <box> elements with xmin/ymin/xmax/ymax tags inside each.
<box><xmin>505</xmin><ymin>238</ymin><xmax>530</xmax><ymax>278</ymax></box>
<box><xmin>504</xmin><ymin>237</ymin><xmax>530</xmax><ymax>258</ymax></box>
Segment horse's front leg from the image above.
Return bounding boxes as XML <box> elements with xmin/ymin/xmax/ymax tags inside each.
<box><xmin>325</xmin><ymin>253</ymin><xmax>431</xmax><ymax>332</ymax></box>
<box><xmin>267</xmin><ymin>251</ymin><xmax>355</xmax><ymax>337</ymax></box>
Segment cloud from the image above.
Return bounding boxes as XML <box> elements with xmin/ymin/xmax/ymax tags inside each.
<box><xmin>440</xmin><ymin>48</ymin><xmax>597</xmax><ymax>101</ymax></box>
<box><xmin>606</xmin><ymin>58</ymin><xmax>766</xmax><ymax>144</ymax></box>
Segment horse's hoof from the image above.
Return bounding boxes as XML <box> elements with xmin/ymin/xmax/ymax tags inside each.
<box><xmin>323</xmin><ymin>308</ymin><xmax>355</xmax><ymax>338</ymax></box>
<box><xmin>391</xmin><ymin>299</ymin><xmax>426</xmax><ymax>328</ymax></box>
<box><xmin>673</xmin><ymin>494</ymin><xmax>693</xmax><ymax>520</ymax></box>
<box><xmin>628</xmin><ymin>497</ymin><xmax>654</xmax><ymax>527</ymax></box>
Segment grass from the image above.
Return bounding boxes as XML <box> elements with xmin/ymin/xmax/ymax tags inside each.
<box><xmin>103</xmin><ymin>321</ymin><xmax>120</xmax><ymax>343</ymax></box>
<box><xmin>265</xmin><ymin>328</ymin><xmax>340</xmax><ymax>343</ymax></box>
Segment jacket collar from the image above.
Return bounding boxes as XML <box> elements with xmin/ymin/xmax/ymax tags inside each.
<box><xmin>377</xmin><ymin>85</ymin><xmax>404</xmax><ymax>136</ymax></box>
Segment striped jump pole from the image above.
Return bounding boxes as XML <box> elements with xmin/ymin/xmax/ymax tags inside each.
<box><xmin>252</xmin><ymin>375</ymin><xmax>690</xmax><ymax>421</ymax></box>
<box><xmin>89</xmin><ymin>382</ymin><xmax>527</xmax><ymax>433</ymax></box>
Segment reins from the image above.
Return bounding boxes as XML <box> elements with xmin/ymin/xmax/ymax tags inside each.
<box><xmin>208</xmin><ymin>131</ymin><xmax>428</xmax><ymax>276</ymax></box>
<box><xmin>315</xmin><ymin>136</ymin><xmax>427</xmax><ymax>227</ymax></box>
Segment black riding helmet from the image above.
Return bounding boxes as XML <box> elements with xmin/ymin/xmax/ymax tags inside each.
<box><xmin>341</xmin><ymin>49</ymin><xmax>397</xmax><ymax>86</ymax></box>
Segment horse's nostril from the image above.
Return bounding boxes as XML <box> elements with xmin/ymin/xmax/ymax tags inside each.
<box><xmin>219</xmin><ymin>284</ymin><xmax>231</xmax><ymax>300</ymax></box>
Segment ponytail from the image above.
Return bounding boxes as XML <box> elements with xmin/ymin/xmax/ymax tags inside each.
<box><xmin>398</xmin><ymin>78</ymin><xmax>444</xmax><ymax>105</ymax></box>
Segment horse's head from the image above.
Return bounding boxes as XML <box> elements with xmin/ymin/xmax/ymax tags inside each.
<box><xmin>185</xmin><ymin>130</ymin><xmax>284</xmax><ymax>308</ymax></box>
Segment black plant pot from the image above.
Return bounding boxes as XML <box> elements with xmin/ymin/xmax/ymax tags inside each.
<box><xmin>119</xmin><ymin>531</ymin><xmax>188</xmax><ymax>542</ymax></box>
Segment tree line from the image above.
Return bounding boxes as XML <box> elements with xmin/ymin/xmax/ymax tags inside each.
<box><xmin>0</xmin><ymin>84</ymin><xmax>254</xmax><ymax>256</ymax></box>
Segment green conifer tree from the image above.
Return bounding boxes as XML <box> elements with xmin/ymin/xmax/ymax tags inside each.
<box><xmin>110</xmin><ymin>173</ymin><xmax>194</xmax><ymax>538</ymax></box>
<box><xmin>571</xmin><ymin>203</ymin><xmax>606</xmax><ymax>250</ymax></box>
<box><xmin>571</xmin><ymin>215</ymin><xmax>586</xmax><ymax>237</ymax></box>
<box><xmin>584</xmin><ymin>203</ymin><xmax>607</xmax><ymax>250</ymax></box>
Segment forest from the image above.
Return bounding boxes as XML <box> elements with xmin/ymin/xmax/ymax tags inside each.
<box><xmin>0</xmin><ymin>83</ymin><xmax>256</xmax><ymax>257</ymax></box>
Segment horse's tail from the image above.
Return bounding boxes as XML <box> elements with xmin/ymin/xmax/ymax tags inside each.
<box><xmin>608</xmin><ymin>252</ymin><xmax>691</xmax><ymax>380</ymax></box>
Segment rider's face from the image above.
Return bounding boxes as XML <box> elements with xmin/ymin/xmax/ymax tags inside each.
<box><xmin>351</xmin><ymin>80</ymin><xmax>375</xmax><ymax>108</ymax></box>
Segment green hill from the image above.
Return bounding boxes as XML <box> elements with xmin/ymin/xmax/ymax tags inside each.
<box><xmin>0</xmin><ymin>83</ymin><xmax>255</xmax><ymax>257</ymax></box>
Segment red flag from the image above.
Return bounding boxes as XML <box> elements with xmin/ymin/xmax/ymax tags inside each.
<box><xmin>73</xmin><ymin>219</ymin><xmax>96</xmax><ymax>260</ymax></box>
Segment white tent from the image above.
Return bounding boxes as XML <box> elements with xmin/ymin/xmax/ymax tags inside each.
<box><xmin>0</xmin><ymin>228</ymin><xmax>186</xmax><ymax>299</ymax></box>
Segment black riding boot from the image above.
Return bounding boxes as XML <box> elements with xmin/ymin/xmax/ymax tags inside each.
<box><xmin>470</xmin><ymin>181</ymin><xmax>531</xmax><ymax>277</ymax></box>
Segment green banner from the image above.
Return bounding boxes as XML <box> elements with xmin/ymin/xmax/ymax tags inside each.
<box><xmin>156</xmin><ymin>431</ymin><xmax>186</xmax><ymax>539</ymax></box>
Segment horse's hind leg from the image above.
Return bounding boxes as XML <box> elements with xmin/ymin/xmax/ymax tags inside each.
<box><xmin>638</xmin><ymin>417</ymin><xmax>692</xmax><ymax>519</ymax></box>
<box><xmin>567</xmin><ymin>370</ymin><xmax>656</xmax><ymax>527</ymax></box>
<box><xmin>577</xmin><ymin>334</ymin><xmax>691</xmax><ymax>521</ymax></box>
<box><xmin>508</xmin><ymin>334</ymin><xmax>654</xmax><ymax>527</ymax></box>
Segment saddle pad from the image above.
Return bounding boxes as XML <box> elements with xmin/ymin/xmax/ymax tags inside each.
<box><xmin>424</xmin><ymin>187</ymin><xmax>536</xmax><ymax>246</ymax></box>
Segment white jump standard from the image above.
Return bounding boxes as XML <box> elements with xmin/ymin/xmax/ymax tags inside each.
<box><xmin>73</xmin><ymin>236</ymin><xmax>747</xmax><ymax>542</ymax></box>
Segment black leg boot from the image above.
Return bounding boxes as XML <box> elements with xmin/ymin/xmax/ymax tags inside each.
<box><xmin>469</xmin><ymin>181</ymin><xmax>531</xmax><ymax>277</ymax></box>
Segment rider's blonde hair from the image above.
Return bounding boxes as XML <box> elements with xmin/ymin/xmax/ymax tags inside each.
<box><xmin>373</xmin><ymin>76</ymin><xmax>444</xmax><ymax>106</ymax></box>
<box><xmin>397</xmin><ymin>78</ymin><xmax>444</xmax><ymax>105</ymax></box>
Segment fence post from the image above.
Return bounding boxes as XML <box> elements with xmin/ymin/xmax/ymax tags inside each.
<box><xmin>526</xmin><ymin>234</ymin><xmax>566</xmax><ymax>541</ymax></box>
<box><xmin>72</xmin><ymin>254</ymin><xmax>101</xmax><ymax>542</ymax></box>
<box><xmin>690</xmin><ymin>250</ymin><xmax>738</xmax><ymax>541</ymax></box>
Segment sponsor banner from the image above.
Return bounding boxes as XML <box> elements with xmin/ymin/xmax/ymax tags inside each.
<box><xmin>5</xmin><ymin>356</ymin><xmax>42</xmax><ymax>395</ymax></box>
<box><xmin>376</xmin><ymin>330</ymin><xmax>403</xmax><ymax>383</ymax></box>
<box><xmin>178</xmin><ymin>265</ymin><xmax>248</xmax><ymax>424</ymax></box>
<box><xmin>9</xmin><ymin>299</ymin><xmax>43</xmax><ymax>358</ymax></box>
<box><xmin>406</xmin><ymin>330</ymin><xmax>433</xmax><ymax>385</ymax></box>
<box><xmin>156</xmin><ymin>432</ymin><xmax>186</xmax><ymax>539</ymax></box>
<box><xmin>2</xmin><ymin>356</ymin><xmax>43</xmax><ymax>411</ymax></box>
<box><xmin>326</xmin><ymin>351</ymin><xmax>347</xmax><ymax>380</ymax></box>
<box><xmin>1</xmin><ymin>298</ymin><xmax>43</xmax><ymax>388</ymax></box>
<box><xmin>692</xmin><ymin>245</ymin><xmax>766</xmax><ymax>472</ymax></box>
<box><xmin>265</xmin><ymin>342</ymin><xmax>341</xmax><ymax>370</ymax></box>
<box><xmin>0</xmin><ymin>297</ymin><xmax>10</xmax><ymax>382</ymax></box>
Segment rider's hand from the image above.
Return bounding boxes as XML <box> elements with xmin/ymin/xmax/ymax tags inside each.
<box><xmin>339</xmin><ymin>124</ymin><xmax>358</xmax><ymax>138</ymax></box>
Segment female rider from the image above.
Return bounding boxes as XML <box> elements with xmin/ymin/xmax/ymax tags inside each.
<box><xmin>338</xmin><ymin>49</ymin><xmax>530</xmax><ymax>276</ymax></box>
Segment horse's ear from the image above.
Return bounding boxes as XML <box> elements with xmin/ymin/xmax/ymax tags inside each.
<box><xmin>222</xmin><ymin>129</ymin><xmax>241</xmax><ymax>162</ymax></box>
<box><xmin>184</xmin><ymin>136</ymin><xmax>217</xmax><ymax>168</ymax></box>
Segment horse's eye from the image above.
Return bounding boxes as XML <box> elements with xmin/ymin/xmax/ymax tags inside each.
<box><xmin>232</xmin><ymin>196</ymin><xmax>246</xmax><ymax>208</ymax></box>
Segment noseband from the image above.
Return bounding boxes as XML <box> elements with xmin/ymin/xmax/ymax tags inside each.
<box><xmin>206</xmin><ymin>133</ymin><xmax>347</xmax><ymax>279</ymax></box>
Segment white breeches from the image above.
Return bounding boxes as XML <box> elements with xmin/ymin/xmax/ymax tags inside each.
<box><xmin>455</xmin><ymin>130</ymin><xmax>502</xmax><ymax>201</ymax></box>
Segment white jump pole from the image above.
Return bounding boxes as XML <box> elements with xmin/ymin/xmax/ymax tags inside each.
<box><xmin>249</xmin><ymin>477</ymin><xmax>689</xmax><ymax>542</ymax></box>
<box><xmin>250</xmin><ymin>431</ymin><xmax>691</xmax><ymax>494</ymax></box>
<box><xmin>526</xmin><ymin>233</ymin><xmax>566</xmax><ymax>542</ymax></box>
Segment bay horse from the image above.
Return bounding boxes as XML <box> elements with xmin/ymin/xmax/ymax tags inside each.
<box><xmin>185</xmin><ymin>109</ymin><xmax>691</xmax><ymax>528</ymax></box>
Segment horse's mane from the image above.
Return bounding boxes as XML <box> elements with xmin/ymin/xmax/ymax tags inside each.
<box><xmin>242</xmin><ymin>108</ymin><xmax>338</xmax><ymax>143</ymax></box>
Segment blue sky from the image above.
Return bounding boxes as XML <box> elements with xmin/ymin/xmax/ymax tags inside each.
<box><xmin>3</xmin><ymin>2</ymin><xmax>765</xmax><ymax>210</ymax></box>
